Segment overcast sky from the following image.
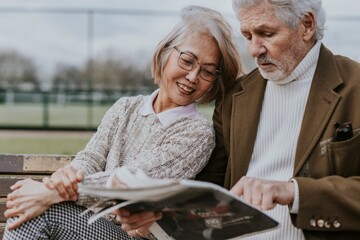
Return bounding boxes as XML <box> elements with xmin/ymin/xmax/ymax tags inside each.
<box><xmin>0</xmin><ymin>0</ymin><xmax>359</xmax><ymax>88</ymax></box>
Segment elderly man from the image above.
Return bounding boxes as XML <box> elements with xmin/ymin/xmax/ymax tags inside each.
<box><xmin>196</xmin><ymin>0</ymin><xmax>360</xmax><ymax>239</ymax></box>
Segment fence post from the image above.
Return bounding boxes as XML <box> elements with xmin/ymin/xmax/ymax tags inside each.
<box><xmin>5</xmin><ymin>89</ymin><xmax>14</xmax><ymax>105</ymax></box>
<box><xmin>43</xmin><ymin>91</ymin><xmax>49</xmax><ymax>128</ymax></box>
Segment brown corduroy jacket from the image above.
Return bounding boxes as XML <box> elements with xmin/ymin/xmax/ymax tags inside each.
<box><xmin>196</xmin><ymin>44</ymin><xmax>360</xmax><ymax>240</ymax></box>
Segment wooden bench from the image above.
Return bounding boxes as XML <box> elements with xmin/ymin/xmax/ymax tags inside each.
<box><xmin>0</xmin><ymin>154</ymin><xmax>74</xmax><ymax>238</ymax></box>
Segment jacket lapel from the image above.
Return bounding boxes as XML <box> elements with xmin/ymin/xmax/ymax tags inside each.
<box><xmin>229</xmin><ymin>72</ymin><xmax>266</xmax><ymax>186</ymax></box>
<box><xmin>294</xmin><ymin>44</ymin><xmax>343</xmax><ymax>175</ymax></box>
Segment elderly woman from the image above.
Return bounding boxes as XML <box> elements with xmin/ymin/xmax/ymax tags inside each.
<box><xmin>4</xmin><ymin>5</ymin><xmax>242</xmax><ymax>240</ymax></box>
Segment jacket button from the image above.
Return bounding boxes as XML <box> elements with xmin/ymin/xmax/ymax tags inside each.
<box><xmin>325</xmin><ymin>221</ymin><xmax>332</xmax><ymax>228</ymax></box>
<box><xmin>333</xmin><ymin>220</ymin><xmax>341</xmax><ymax>228</ymax></box>
<box><xmin>317</xmin><ymin>219</ymin><xmax>325</xmax><ymax>228</ymax></box>
<box><xmin>310</xmin><ymin>219</ymin><xmax>316</xmax><ymax>227</ymax></box>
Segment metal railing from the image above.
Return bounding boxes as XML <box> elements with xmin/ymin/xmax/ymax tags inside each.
<box><xmin>0</xmin><ymin>89</ymin><xmax>155</xmax><ymax>130</ymax></box>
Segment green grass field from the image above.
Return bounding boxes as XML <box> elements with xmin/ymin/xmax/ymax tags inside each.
<box><xmin>0</xmin><ymin>103</ymin><xmax>214</xmax><ymax>154</ymax></box>
<box><xmin>0</xmin><ymin>136</ymin><xmax>91</xmax><ymax>155</ymax></box>
<box><xmin>0</xmin><ymin>103</ymin><xmax>109</xmax><ymax>128</ymax></box>
<box><xmin>0</xmin><ymin>103</ymin><xmax>214</xmax><ymax>128</ymax></box>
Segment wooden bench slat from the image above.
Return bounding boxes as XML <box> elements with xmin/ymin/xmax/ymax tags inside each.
<box><xmin>0</xmin><ymin>199</ymin><xmax>7</xmax><ymax>222</ymax></box>
<box><xmin>0</xmin><ymin>154</ymin><xmax>74</xmax><ymax>174</ymax></box>
<box><xmin>0</xmin><ymin>155</ymin><xmax>23</xmax><ymax>173</ymax></box>
<box><xmin>0</xmin><ymin>223</ymin><xmax>5</xmax><ymax>237</ymax></box>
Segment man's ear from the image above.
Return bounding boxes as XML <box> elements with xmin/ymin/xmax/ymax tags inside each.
<box><xmin>301</xmin><ymin>12</ymin><xmax>316</xmax><ymax>41</ymax></box>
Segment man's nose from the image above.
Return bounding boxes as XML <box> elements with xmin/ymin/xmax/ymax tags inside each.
<box><xmin>248</xmin><ymin>38</ymin><xmax>266</xmax><ymax>58</ymax></box>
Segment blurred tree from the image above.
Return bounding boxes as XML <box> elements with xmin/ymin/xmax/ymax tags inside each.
<box><xmin>0</xmin><ymin>50</ymin><xmax>39</xmax><ymax>90</ymax></box>
<box><xmin>53</xmin><ymin>64</ymin><xmax>87</xmax><ymax>91</ymax></box>
<box><xmin>52</xmin><ymin>49</ymin><xmax>155</xmax><ymax>92</ymax></box>
<box><xmin>85</xmin><ymin>49</ymin><xmax>154</xmax><ymax>91</ymax></box>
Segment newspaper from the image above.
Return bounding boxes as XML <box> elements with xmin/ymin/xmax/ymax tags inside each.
<box><xmin>78</xmin><ymin>167</ymin><xmax>278</xmax><ymax>240</ymax></box>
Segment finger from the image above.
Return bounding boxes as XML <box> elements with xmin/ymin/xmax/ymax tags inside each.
<box><xmin>117</xmin><ymin>208</ymin><xmax>130</xmax><ymax>217</ymax></box>
<box><xmin>6</xmin><ymin>194</ymin><xmax>32</xmax><ymax>209</ymax></box>
<box><xmin>6</xmin><ymin>214</ymin><xmax>28</xmax><ymax>230</ymax></box>
<box><xmin>154</xmin><ymin>212</ymin><xmax>163</xmax><ymax>220</ymax></box>
<box><xmin>54</xmin><ymin>169</ymin><xmax>74</xmax><ymax>191</ymax></box>
<box><xmin>252</xmin><ymin>192</ymin><xmax>262</xmax><ymax>207</ymax></box>
<box><xmin>121</xmin><ymin>211</ymin><xmax>156</xmax><ymax>225</ymax></box>
<box><xmin>63</xmin><ymin>165</ymin><xmax>80</xmax><ymax>182</ymax></box>
<box><xmin>10</xmin><ymin>179</ymin><xmax>25</xmax><ymax>191</ymax></box>
<box><xmin>56</xmin><ymin>168</ymin><xmax>79</xmax><ymax>199</ymax></box>
<box><xmin>7</xmin><ymin>192</ymin><xmax>15</xmax><ymax>201</ymax></box>
<box><xmin>51</xmin><ymin>175</ymin><xmax>70</xmax><ymax>200</ymax></box>
<box><xmin>112</xmin><ymin>208</ymin><xmax>122</xmax><ymax>216</ymax></box>
<box><xmin>7</xmin><ymin>188</ymin><xmax>22</xmax><ymax>201</ymax></box>
<box><xmin>52</xmin><ymin>169</ymin><xmax>75</xmax><ymax>196</ymax></box>
<box><xmin>76</xmin><ymin>169</ymin><xmax>85</xmax><ymax>182</ymax></box>
<box><xmin>136</xmin><ymin>221</ymin><xmax>158</xmax><ymax>236</ymax></box>
<box><xmin>42</xmin><ymin>177</ymin><xmax>55</xmax><ymax>189</ymax></box>
<box><xmin>135</xmin><ymin>228</ymin><xmax>146</xmax><ymax>238</ymax></box>
<box><xmin>112</xmin><ymin>208</ymin><xmax>128</xmax><ymax>220</ymax></box>
<box><xmin>243</xmin><ymin>180</ymin><xmax>253</xmax><ymax>205</ymax></box>
<box><xmin>120</xmin><ymin>223</ymin><xmax>133</xmax><ymax>232</ymax></box>
<box><xmin>121</xmin><ymin>212</ymin><xmax>162</xmax><ymax>231</ymax></box>
<box><xmin>6</xmin><ymin>199</ymin><xmax>19</xmax><ymax>209</ymax></box>
<box><xmin>67</xmin><ymin>175</ymin><xmax>80</xmax><ymax>196</ymax></box>
<box><xmin>65</xmin><ymin>167</ymin><xmax>79</xmax><ymax>191</ymax></box>
<box><xmin>261</xmin><ymin>193</ymin><xmax>276</xmax><ymax>210</ymax></box>
<box><xmin>230</xmin><ymin>177</ymin><xmax>245</xmax><ymax>197</ymax></box>
<box><xmin>4</xmin><ymin>206</ymin><xmax>25</xmax><ymax>219</ymax></box>
<box><xmin>127</xmin><ymin>229</ymin><xmax>140</xmax><ymax>238</ymax></box>
<box><xmin>126</xmin><ymin>219</ymin><xmax>159</xmax><ymax>237</ymax></box>
<box><xmin>251</xmin><ymin>181</ymin><xmax>262</xmax><ymax>206</ymax></box>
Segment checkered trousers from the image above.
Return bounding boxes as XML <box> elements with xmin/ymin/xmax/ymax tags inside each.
<box><xmin>3</xmin><ymin>201</ymin><xmax>143</xmax><ymax>240</ymax></box>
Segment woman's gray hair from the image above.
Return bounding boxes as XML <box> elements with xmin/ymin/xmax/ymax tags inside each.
<box><xmin>232</xmin><ymin>0</ymin><xmax>326</xmax><ymax>40</ymax></box>
<box><xmin>151</xmin><ymin>5</ymin><xmax>243</xmax><ymax>104</ymax></box>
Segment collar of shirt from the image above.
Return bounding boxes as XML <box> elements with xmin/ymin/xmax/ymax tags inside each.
<box><xmin>139</xmin><ymin>89</ymin><xmax>201</xmax><ymax>127</ymax></box>
<box><xmin>272</xmin><ymin>40</ymin><xmax>321</xmax><ymax>85</ymax></box>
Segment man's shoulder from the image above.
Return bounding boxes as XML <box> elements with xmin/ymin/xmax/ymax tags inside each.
<box><xmin>320</xmin><ymin>44</ymin><xmax>360</xmax><ymax>80</ymax></box>
<box><xmin>330</xmin><ymin>53</ymin><xmax>360</xmax><ymax>92</ymax></box>
<box><xmin>224</xmin><ymin>68</ymin><xmax>263</xmax><ymax>98</ymax></box>
<box><xmin>333</xmin><ymin>54</ymin><xmax>360</xmax><ymax>76</ymax></box>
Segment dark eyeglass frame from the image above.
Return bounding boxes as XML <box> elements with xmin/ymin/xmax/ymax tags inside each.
<box><xmin>173</xmin><ymin>46</ymin><xmax>221</xmax><ymax>82</ymax></box>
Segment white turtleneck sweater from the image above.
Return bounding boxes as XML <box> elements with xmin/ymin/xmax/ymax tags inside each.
<box><xmin>236</xmin><ymin>41</ymin><xmax>321</xmax><ymax>240</ymax></box>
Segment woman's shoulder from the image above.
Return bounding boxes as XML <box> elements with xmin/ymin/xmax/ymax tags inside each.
<box><xmin>169</xmin><ymin>114</ymin><xmax>214</xmax><ymax>135</ymax></box>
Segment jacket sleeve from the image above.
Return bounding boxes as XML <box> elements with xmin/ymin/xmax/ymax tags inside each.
<box><xmin>196</xmin><ymin>99</ymin><xmax>228</xmax><ymax>186</ymax></box>
<box><xmin>292</xmin><ymin>175</ymin><xmax>360</xmax><ymax>232</ymax></box>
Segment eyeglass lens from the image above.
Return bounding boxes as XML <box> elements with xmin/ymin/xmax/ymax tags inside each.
<box><xmin>177</xmin><ymin>51</ymin><xmax>219</xmax><ymax>82</ymax></box>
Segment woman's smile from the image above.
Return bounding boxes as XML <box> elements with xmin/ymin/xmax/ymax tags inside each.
<box><xmin>176</xmin><ymin>82</ymin><xmax>195</xmax><ymax>94</ymax></box>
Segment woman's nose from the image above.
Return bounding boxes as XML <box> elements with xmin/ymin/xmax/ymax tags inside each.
<box><xmin>186</xmin><ymin>66</ymin><xmax>200</xmax><ymax>84</ymax></box>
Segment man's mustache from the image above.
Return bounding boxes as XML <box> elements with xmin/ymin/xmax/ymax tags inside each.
<box><xmin>256</xmin><ymin>55</ymin><xmax>275</xmax><ymax>65</ymax></box>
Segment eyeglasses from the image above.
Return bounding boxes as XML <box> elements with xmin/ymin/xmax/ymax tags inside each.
<box><xmin>173</xmin><ymin>46</ymin><xmax>220</xmax><ymax>82</ymax></box>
